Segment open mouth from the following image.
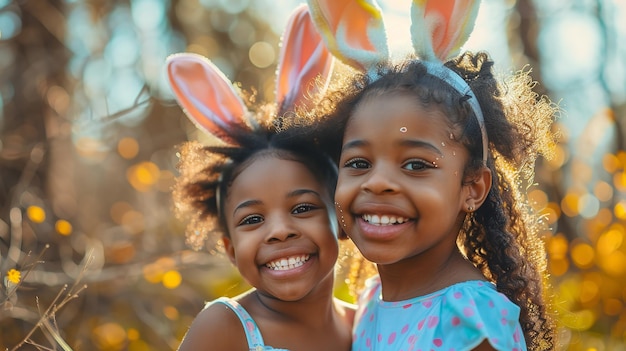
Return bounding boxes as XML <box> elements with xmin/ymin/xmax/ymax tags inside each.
<box><xmin>362</xmin><ymin>214</ymin><xmax>410</xmax><ymax>226</ymax></box>
<box><xmin>265</xmin><ymin>254</ymin><xmax>311</xmax><ymax>271</ymax></box>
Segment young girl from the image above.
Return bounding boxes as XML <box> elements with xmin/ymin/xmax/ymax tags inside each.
<box><xmin>167</xmin><ymin>5</ymin><xmax>354</xmax><ymax>351</ymax></box>
<box><xmin>303</xmin><ymin>0</ymin><xmax>558</xmax><ymax>350</ymax></box>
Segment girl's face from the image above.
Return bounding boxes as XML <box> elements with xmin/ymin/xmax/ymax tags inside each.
<box><xmin>335</xmin><ymin>93</ymin><xmax>475</xmax><ymax>266</ymax></box>
<box><xmin>223</xmin><ymin>155</ymin><xmax>338</xmax><ymax>301</ymax></box>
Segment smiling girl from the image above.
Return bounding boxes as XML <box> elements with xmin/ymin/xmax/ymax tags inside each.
<box><xmin>303</xmin><ymin>0</ymin><xmax>559</xmax><ymax>350</ymax></box>
<box><xmin>167</xmin><ymin>5</ymin><xmax>354</xmax><ymax>350</ymax></box>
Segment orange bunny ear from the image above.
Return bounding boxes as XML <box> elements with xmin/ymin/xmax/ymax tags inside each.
<box><xmin>275</xmin><ymin>4</ymin><xmax>334</xmax><ymax>114</ymax></box>
<box><xmin>307</xmin><ymin>0</ymin><xmax>388</xmax><ymax>73</ymax></box>
<box><xmin>166</xmin><ymin>53</ymin><xmax>251</xmax><ymax>145</ymax></box>
<box><xmin>410</xmin><ymin>0</ymin><xmax>481</xmax><ymax>62</ymax></box>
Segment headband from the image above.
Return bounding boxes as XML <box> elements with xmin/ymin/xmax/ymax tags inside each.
<box><xmin>307</xmin><ymin>0</ymin><xmax>488</xmax><ymax>163</ymax></box>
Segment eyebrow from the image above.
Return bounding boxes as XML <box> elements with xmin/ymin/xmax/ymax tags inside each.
<box><xmin>232</xmin><ymin>189</ymin><xmax>322</xmax><ymax>217</ymax></box>
<box><xmin>342</xmin><ymin>138</ymin><xmax>444</xmax><ymax>157</ymax></box>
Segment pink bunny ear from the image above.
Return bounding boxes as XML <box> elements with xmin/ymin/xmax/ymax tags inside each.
<box><xmin>307</xmin><ymin>0</ymin><xmax>388</xmax><ymax>73</ymax></box>
<box><xmin>410</xmin><ymin>0</ymin><xmax>481</xmax><ymax>62</ymax></box>
<box><xmin>166</xmin><ymin>53</ymin><xmax>251</xmax><ymax>145</ymax></box>
<box><xmin>275</xmin><ymin>4</ymin><xmax>334</xmax><ymax>113</ymax></box>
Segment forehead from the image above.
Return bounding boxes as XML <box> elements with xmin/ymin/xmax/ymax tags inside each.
<box><xmin>226</xmin><ymin>156</ymin><xmax>325</xmax><ymax>202</ymax></box>
<box><xmin>346</xmin><ymin>93</ymin><xmax>452</xmax><ymax>140</ymax></box>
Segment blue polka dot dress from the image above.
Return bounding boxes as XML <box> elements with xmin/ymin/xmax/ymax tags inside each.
<box><xmin>352</xmin><ymin>277</ymin><xmax>526</xmax><ymax>351</ymax></box>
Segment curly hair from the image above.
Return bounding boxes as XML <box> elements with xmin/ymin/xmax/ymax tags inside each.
<box><xmin>172</xmin><ymin>102</ymin><xmax>338</xmax><ymax>252</ymax></box>
<box><xmin>295</xmin><ymin>51</ymin><xmax>559</xmax><ymax>350</ymax></box>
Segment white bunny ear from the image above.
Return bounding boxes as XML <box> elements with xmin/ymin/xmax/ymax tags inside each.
<box><xmin>307</xmin><ymin>0</ymin><xmax>388</xmax><ymax>73</ymax></box>
<box><xmin>166</xmin><ymin>53</ymin><xmax>251</xmax><ymax>145</ymax></box>
<box><xmin>275</xmin><ymin>4</ymin><xmax>334</xmax><ymax>114</ymax></box>
<box><xmin>410</xmin><ymin>0</ymin><xmax>481</xmax><ymax>62</ymax></box>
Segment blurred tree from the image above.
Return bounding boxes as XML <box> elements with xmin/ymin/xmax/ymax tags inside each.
<box><xmin>0</xmin><ymin>0</ymin><xmax>74</xmax><ymax>347</ymax></box>
<box><xmin>0</xmin><ymin>0</ymin><xmax>67</xmax><ymax>230</ymax></box>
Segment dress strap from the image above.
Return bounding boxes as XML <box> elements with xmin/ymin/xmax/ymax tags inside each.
<box><xmin>211</xmin><ymin>297</ymin><xmax>266</xmax><ymax>351</ymax></box>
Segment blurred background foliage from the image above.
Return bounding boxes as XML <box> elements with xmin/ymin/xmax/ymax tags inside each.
<box><xmin>0</xmin><ymin>0</ymin><xmax>625</xmax><ymax>350</ymax></box>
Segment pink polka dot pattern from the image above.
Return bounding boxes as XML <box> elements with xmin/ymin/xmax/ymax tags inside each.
<box><xmin>351</xmin><ymin>277</ymin><xmax>527</xmax><ymax>351</ymax></box>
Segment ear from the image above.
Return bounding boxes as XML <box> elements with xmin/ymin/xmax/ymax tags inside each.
<box><xmin>307</xmin><ymin>0</ymin><xmax>389</xmax><ymax>72</ymax></box>
<box><xmin>276</xmin><ymin>4</ymin><xmax>334</xmax><ymax>114</ymax></box>
<box><xmin>221</xmin><ymin>236</ymin><xmax>237</xmax><ymax>265</ymax></box>
<box><xmin>166</xmin><ymin>53</ymin><xmax>251</xmax><ymax>145</ymax></box>
<box><xmin>410</xmin><ymin>0</ymin><xmax>481</xmax><ymax>62</ymax></box>
<box><xmin>463</xmin><ymin>166</ymin><xmax>492</xmax><ymax>213</ymax></box>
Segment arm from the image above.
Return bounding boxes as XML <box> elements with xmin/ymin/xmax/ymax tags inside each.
<box><xmin>177</xmin><ymin>302</ymin><xmax>248</xmax><ymax>351</ymax></box>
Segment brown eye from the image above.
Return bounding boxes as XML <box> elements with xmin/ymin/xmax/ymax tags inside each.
<box><xmin>292</xmin><ymin>203</ymin><xmax>318</xmax><ymax>214</ymax></box>
<box><xmin>344</xmin><ymin>158</ymin><xmax>370</xmax><ymax>169</ymax></box>
<box><xmin>239</xmin><ymin>215</ymin><xmax>263</xmax><ymax>226</ymax></box>
<box><xmin>402</xmin><ymin>159</ymin><xmax>430</xmax><ymax>171</ymax></box>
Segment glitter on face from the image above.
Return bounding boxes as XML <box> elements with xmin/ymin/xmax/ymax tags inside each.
<box><xmin>441</xmin><ymin>141</ymin><xmax>446</xmax><ymax>147</ymax></box>
<box><xmin>400</xmin><ymin>127</ymin><xmax>407</xmax><ymax>133</ymax></box>
<box><xmin>452</xmin><ymin>151</ymin><xmax>456</xmax><ymax>156</ymax></box>
<box><xmin>449</xmin><ymin>133</ymin><xmax>454</xmax><ymax>140</ymax></box>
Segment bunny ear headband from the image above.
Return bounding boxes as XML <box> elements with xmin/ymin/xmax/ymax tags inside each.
<box><xmin>165</xmin><ymin>4</ymin><xmax>333</xmax><ymax>146</ymax></box>
<box><xmin>306</xmin><ymin>0</ymin><xmax>488</xmax><ymax>164</ymax></box>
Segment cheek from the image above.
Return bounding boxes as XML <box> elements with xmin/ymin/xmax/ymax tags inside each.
<box><xmin>309</xmin><ymin>216</ymin><xmax>339</xmax><ymax>253</ymax></box>
<box><xmin>335</xmin><ymin>173</ymin><xmax>356</xmax><ymax>199</ymax></box>
<box><xmin>228</xmin><ymin>233</ymin><xmax>258</xmax><ymax>258</ymax></box>
<box><xmin>321</xmin><ymin>233</ymin><xmax>339</xmax><ymax>262</ymax></box>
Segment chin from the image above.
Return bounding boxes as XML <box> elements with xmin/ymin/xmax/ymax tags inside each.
<box><xmin>356</xmin><ymin>247</ymin><xmax>402</xmax><ymax>266</ymax></box>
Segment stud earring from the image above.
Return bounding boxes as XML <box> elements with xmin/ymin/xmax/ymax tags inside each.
<box><xmin>467</xmin><ymin>206</ymin><xmax>474</xmax><ymax>212</ymax></box>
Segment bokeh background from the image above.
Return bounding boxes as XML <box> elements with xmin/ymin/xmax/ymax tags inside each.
<box><xmin>1</xmin><ymin>0</ymin><xmax>625</xmax><ymax>350</ymax></box>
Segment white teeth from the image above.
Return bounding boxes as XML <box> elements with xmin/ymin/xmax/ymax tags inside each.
<box><xmin>362</xmin><ymin>214</ymin><xmax>409</xmax><ymax>226</ymax></box>
<box><xmin>266</xmin><ymin>254</ymin><xmax>310</xmax><ymax>271</ymax></box>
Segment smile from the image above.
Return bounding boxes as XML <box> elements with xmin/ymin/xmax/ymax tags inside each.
<box><xmin>362</xmin><ymin>214</ymin><xmax>410</xmax><ymax>225</ymax></box>
<box><xmin>265</xmin><ymin>254</ymin><xmax>311</xmax><ymax>271</ymax></box>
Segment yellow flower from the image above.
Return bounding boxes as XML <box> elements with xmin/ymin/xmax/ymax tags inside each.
<box><xmin>6</xmin><ymin>269</ymin><xmax>21</xmax><ymax>284</ymax></box>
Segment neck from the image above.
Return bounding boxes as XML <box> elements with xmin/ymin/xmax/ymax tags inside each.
<box><xmin>376</xmin><ymin>247</ymin><xmax>484</xmax><ymax>301</ymax></box>
<box><xmin>250</xmin><ymin>273</ymin><xmax>339</xmax><ymax>326</ymax></box>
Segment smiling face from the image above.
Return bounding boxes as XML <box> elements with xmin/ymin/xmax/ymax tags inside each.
<box><xmin>335</xmin><ymin>92</ymin><xmax>475</xmax><ymax>267</ymax></box>
<box><xmin>222</xmin><ymin>154</ymin><xmax>338</xmax><ymax>301</ymax></box>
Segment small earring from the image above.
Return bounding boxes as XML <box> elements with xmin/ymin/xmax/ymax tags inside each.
<box><xmin>467</xmin><ymin>206</ymin><xmax>474</xmax><ymax>212</ymax></box>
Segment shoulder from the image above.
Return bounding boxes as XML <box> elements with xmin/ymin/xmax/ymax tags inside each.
<box><xmin>440</xmin><ymin>280</ymin><xmax>520</xmax><ymax>318</ymax></box>
<box><xmin>177</xmin><ymin>298</ymin><xmax>249</xmax><ymax>351</ymax></box>
<box><xmin>435</xmin><ymin>281</ymin><xmax>525</xmax><ymax>350</ymax></box>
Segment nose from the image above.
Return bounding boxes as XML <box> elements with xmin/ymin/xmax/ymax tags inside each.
<box><xmin>265</xmin><ymin>213</ymin><xmax>300</xmax><ymax>243</ymax></box>
<box><xmin>360</xmin><ymin>163</ymin><xmax>399</xmax><ymax>194</ymax></box>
